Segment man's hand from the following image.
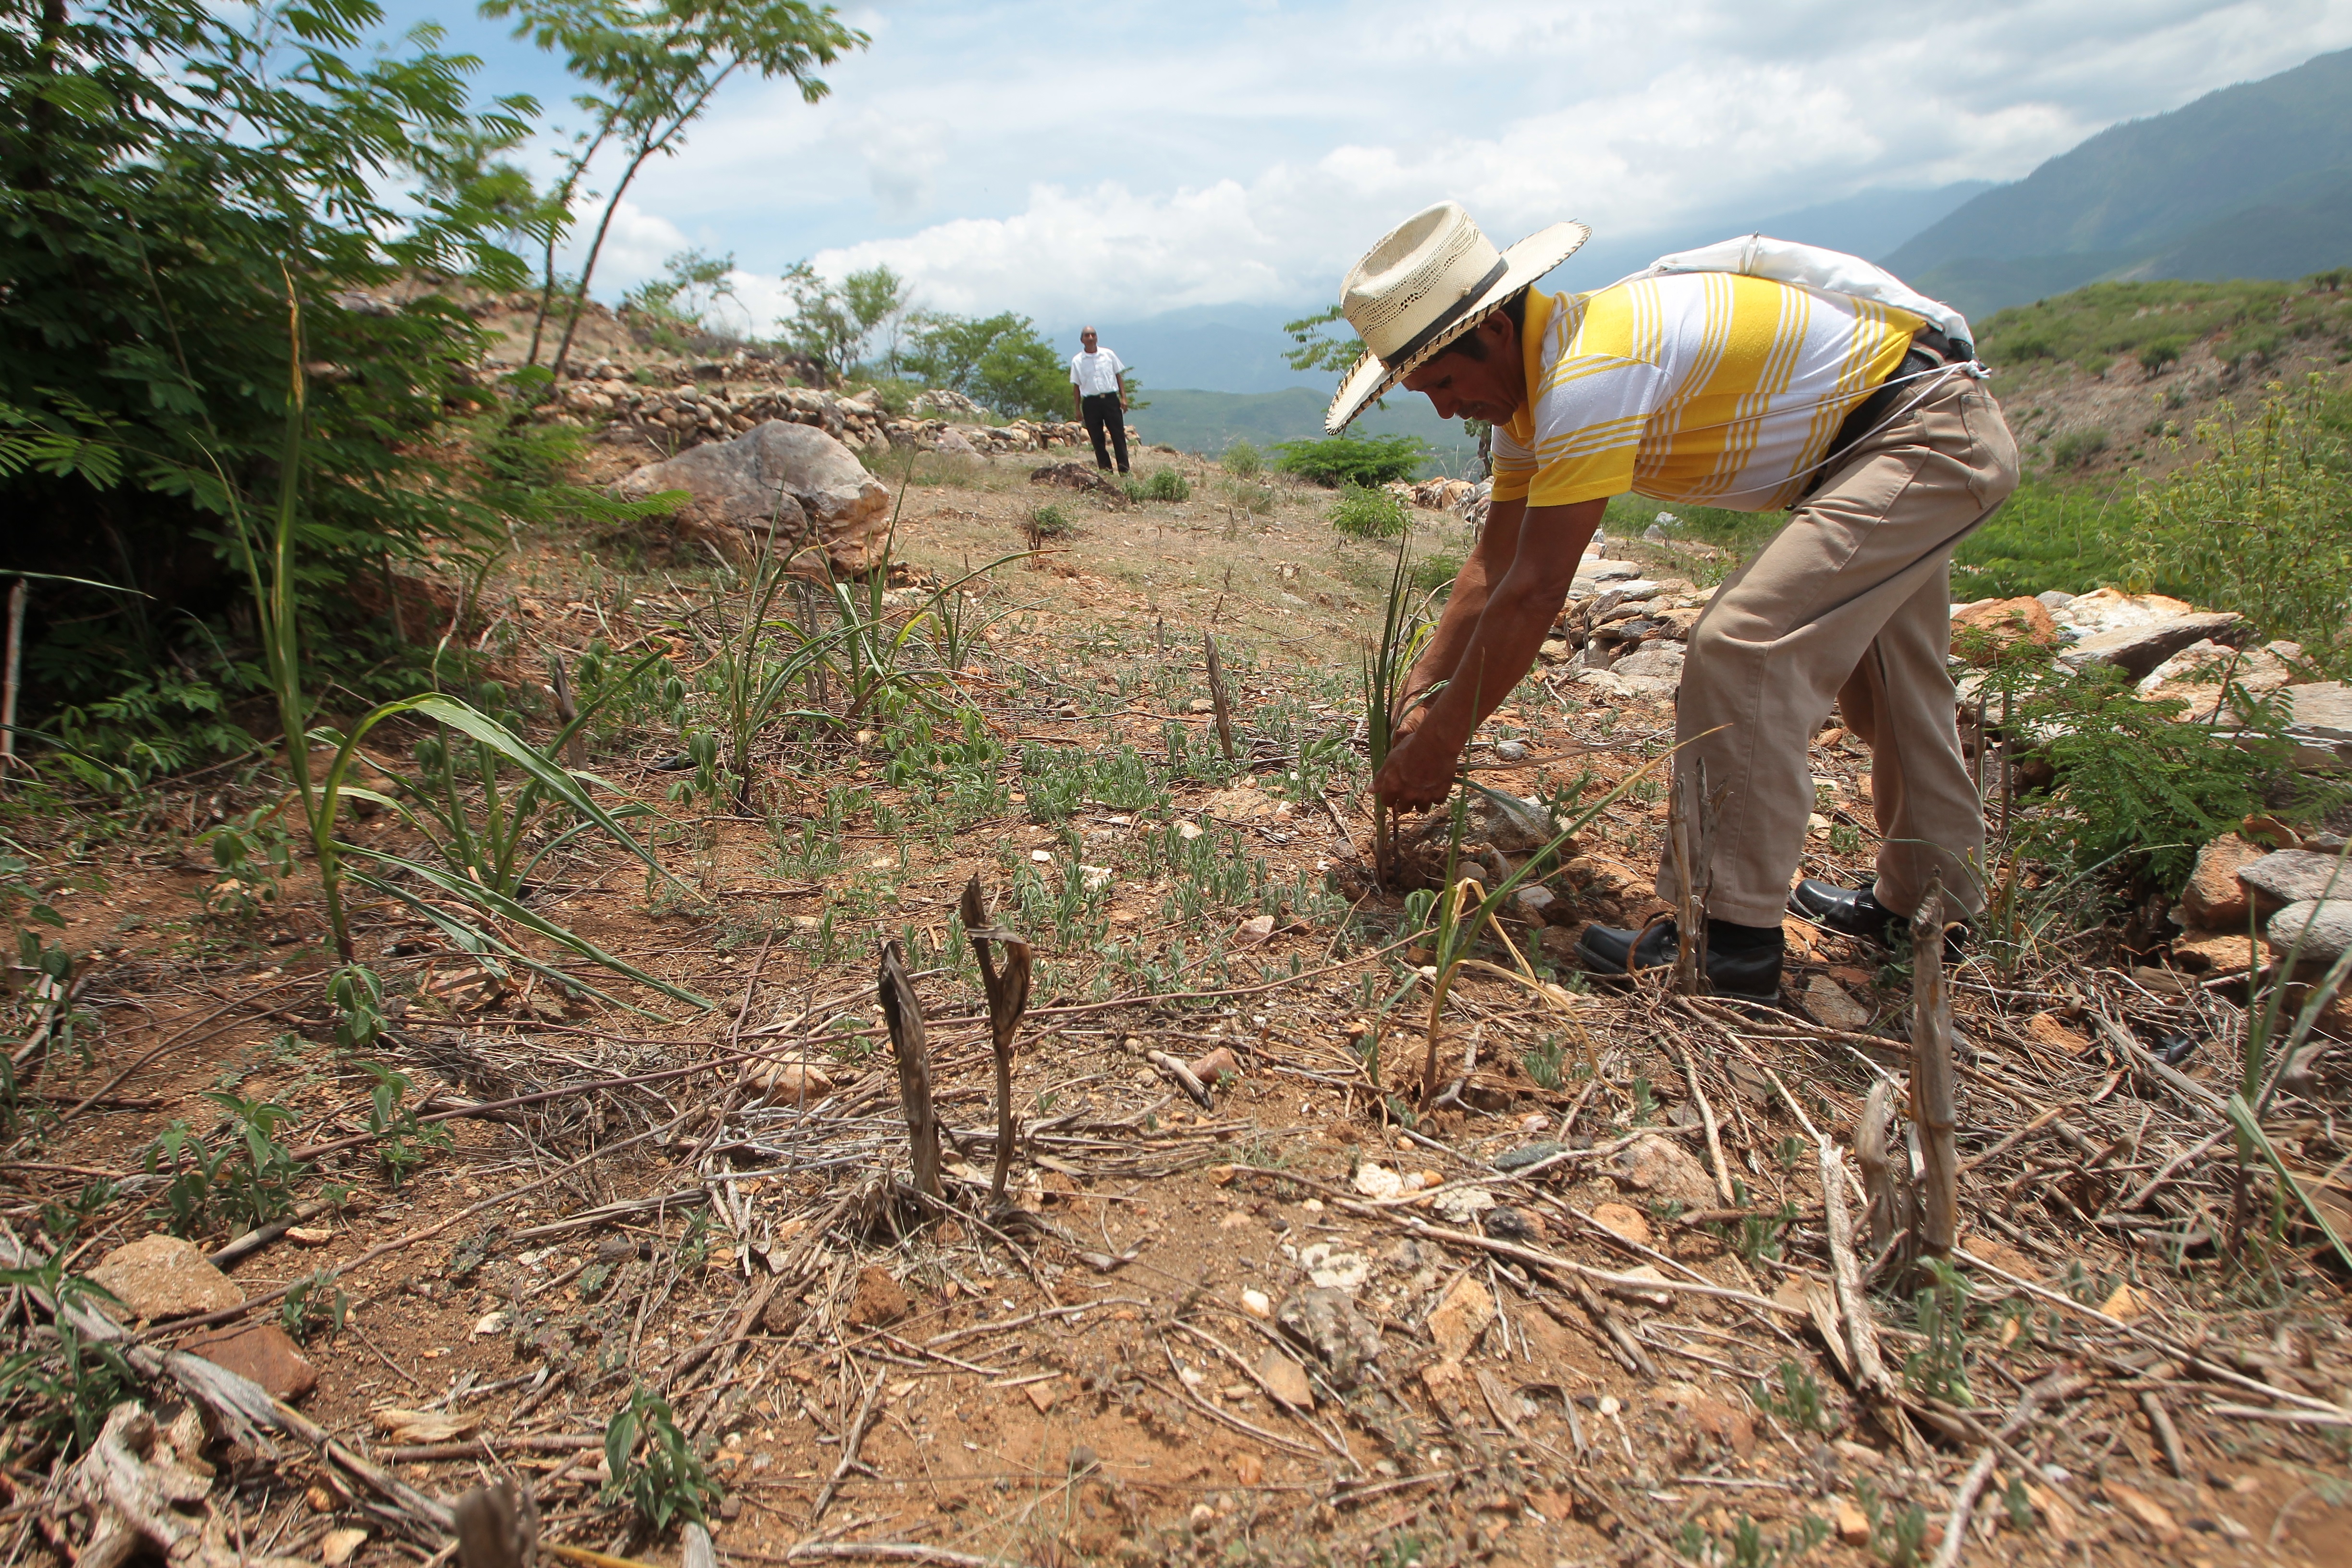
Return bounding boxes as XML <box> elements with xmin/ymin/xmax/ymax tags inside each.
<box><xmin>1374</xmin><ymin>721</ymin><xmax>1462</xmax><ymax>813</ymax></box>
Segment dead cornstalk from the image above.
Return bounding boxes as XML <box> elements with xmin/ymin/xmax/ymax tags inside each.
<box><xmin>547</xmin><ymin>651</ymin><xmax>587</xmax><ymax>772</ymax></box>
<box><xmin>1666</xmin><ymin>760</ymin><xmax>1712</xmax><ymax>993</ymax></box>
<box><xmin>1910</xmin><ymin>878</ymin><xmax>1959</xmax><ymax>1259</ymax></box>
<box><xmin>877</xmin><ymin>939</ymin><xmax>940</xmax><ymax>1198</ymax></box>
<box><xmin>0</xmin><ymin>576</ymin><xmax>24</xmax><ymax>778</ymax></box>
<box><xmin>1202</xmin><ymin>630</ymin><xmax>1236</xmax><ymax>763</ymax></box>
<box><xmin>958</xmin><ymin>874</ymin><xmax>1032</xmax><ymax>1203</ymax></box>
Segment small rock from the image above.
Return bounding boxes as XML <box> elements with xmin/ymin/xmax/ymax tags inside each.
<box><xmin>1512</xmin><ymin>884</ymin><xmax>1556</xmax><ymax>922</ymax></box>
<box><xmin>1948</xmin><ymin>596</ymin><xmax>2059</xmax><ymax>663</ymax></box>
<box><xmin>1023</xmin><ymin>1380</ymin><xmax>1058</xmax><ymax>1413</ymax></box>
<box><xmin>181</xmin><ymin>1323</ymin><xmax>318</xmax><ymax>1401</ymax></box>
<box><xmin>320</xmin><ymin>1529</ymin><xmax>369</xmax><ymax>1566</ymax></box>
<box><xmin>2101</xmin><ymin>1481</ymin><xmax>2181</xmax><ymax>1544</ymax></box>
<box><xmin>2172</xmin><ymin>930</ymin><xmax>2258</xmax><ymax>976</ymax></box>
<box><xmin>1431</xmin><ymin>1186</ymin><xmax>1495</xmax><ymax>1225</ymax></box>
<box><xmin>1257</xmin><ymin>1347</ymin><xmax>1314</xmax><ymax>1409</ymax></box>
<box><xmin>1079</xmin><ymin>864</ymin><xmax>1114</xmax><ymax>892</ymax></box>
<box><xmin>286</xmin><ymin>1225</ymin><xmax>332</xmax><ymax>1247</ymax></box>
<box><xmin>755</xmin><ymin>1059</ymin><xmax>835</xmax><ymax>1100</ymax></box>
<box><xmin>1274</xmin><ymin>1287</ymin><xmax>1382</xmax><ymax>1389</ymax></box>
<box><xmin>1801</xmin><ymin>974</ymin><xmax>1871</xmax><ymax>1031</ymax></box>
<box><xmin>1609</xmin><ymin>1133</ymin><xmax>1718</xmax><ymax>1210</ymax></box>
<box><xmin>1236</xmin><ymin>913</ymin><xmax>1276</xmax><ymax>945</ymax></box>
<box><xmin>1188</xmin><ymin>1046</ymin><xmax>1240</xmax><ymax>1086</ymax></box>
<box><xmin>1298</xmin><ymin>1241</ymin><xmax>1369</xmax><ymax>1291</ymax></box>
<box><xmin>1426</xmin><ymin>1273</ymin><xmax>1495</xmax><ymax>1360</ymax></box>
<box><xmin>1240</xmin><ymin>1287</ymin><xmax>1272</xmax><ymax>1319</ymax></box>
<box><xmin>371</xmin><ymin>1408</ymin><xmax>477</xmax><ymax>1443</ymax></box>
<box><xmin>2097</xmin><ymin>1281</ymin><xmax>2143</xmax><ymax>1321</ymax></box>
<box><xmin>845</xmin><ymin>1265</ymin><xmax>910</xmax><ymax>1328</ymax></box>
<box><xmin>1493</xmin><ymin>1140</ymin><xmax>1567</xmax><ymax>1173</ymax></box>
<box><xmin>1187</xmin><ymin>698</ymin><xmax>1215</xmax><ymax>714</ymax></box>
<box><xmin>2265</xmin><ymin>899</ymin><xmax>2352</xmax><ymax>963</ymax></box>
<box><xmin>1482</xmin><ymin>1205</ymin><xmax>1545</xmax><ymax>1242</ymax></box>
<box><xmin>1611</xmin><ymin>1263</ymin><xmax>1673</xmax><ymax>1306</ymax></box>
<box><xmin>2240</xmin><ymin>850</ymin><xmax>2352</xmax><ymax>914</ymax></box>
<box><xmin>1351</xmin><ymin>1161</ymin><xmax>1404</xmax><ymax>1199</ymax></box>
<box><xmin>89</xmin><ymin>1234</ymin><xmax>244</xmax><ymax>1322</ymax></box>
<box><xmin>1835</xmin><ymin>1499</ymin><xmax>1872</xmax><ymax>1546</ymax></box>
<box><xmin>2180</xmin><ymin>834</ymin><xmax>2262</xmax><ymax>928</ymax></box>
<box><xmin>1177</xmin><ymin>820</ymin><xmax>1204</xmax><ymax>840</ymax></box>
<box><xmin>1589</xmin><ymin>1201</ymin><xmax>1654</xmax><ymax>1248</ymax></box>
<box><xmin>2025</xmin><ymin>1011</ymin><xmax>2091</xmax><ymax>1054</ymax></box>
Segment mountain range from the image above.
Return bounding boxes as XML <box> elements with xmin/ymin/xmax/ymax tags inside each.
<box><xmin>1062</xmin><ymin>47</ymin><xmax>2352</xmax><ymax>456</ymax></box>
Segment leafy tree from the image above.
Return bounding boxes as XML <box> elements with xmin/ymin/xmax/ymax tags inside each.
<box><xmin>782</xmin><ymin>260</ymin><xmax>908</xmax><ymax>381</ymax></box>
<box><xmin>1283</xmin><ymin>305</ymin><xmax>1366</xmax><ymax>373</ymax></box>
<box><xmin>843</xmin><ymin>264</ymin><xmax>913</xmax><ymax>375</ymax></box>
<box><xmin>623</xmin><ymin>246</ymin><xmax>742</xmax><ymax>347</ymax></box>
<box><xmin>0</xmin><ymin>0</ymin><xmax>544</xmax><ymax>763</ymax></box>
<box><xmin>902</xmin><ymin>309</ymin><xmax>1064</xmax><ymax>417</ymax></box>
<box><xmin>487</xmin><ymin>0</ymin><xmax>867</xmax><ymax>379</ymax></box>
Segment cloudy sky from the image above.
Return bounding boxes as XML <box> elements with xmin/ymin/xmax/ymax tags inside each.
<box><xmin>381</xmin><ymin>0</ymin><xmax>2352</xmax><ymax>332</ymax></box>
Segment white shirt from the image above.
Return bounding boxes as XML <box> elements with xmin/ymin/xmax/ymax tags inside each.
<box><xmin>1070</xmin><ymin>347</ymin><xmax>1126</xmax><ymax>398</ymax></box>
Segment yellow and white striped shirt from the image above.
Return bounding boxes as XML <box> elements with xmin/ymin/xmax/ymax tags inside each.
<box><xmin>1489</xmin><ymin>275</ymin><xmax>1922</xmax><ymax>514</ymax></box>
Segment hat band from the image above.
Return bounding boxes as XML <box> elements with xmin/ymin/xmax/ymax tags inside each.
<box><xmin>1378</xmin><ymin>257</ymin><xmax>1510</xmax><ymax>370</ymax></box>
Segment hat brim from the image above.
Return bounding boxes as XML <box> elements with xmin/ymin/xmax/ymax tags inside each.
<box><xmin>1324</xmin><ymin>220</ymin><xmax>1592</xmax><ymax>435</ymax></box>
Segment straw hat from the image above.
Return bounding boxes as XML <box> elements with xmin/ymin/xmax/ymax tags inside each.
<box><xmin>1324</xmin><ymin>201</ymin><xmax>1589</xmax><ymax>434</ymax></box>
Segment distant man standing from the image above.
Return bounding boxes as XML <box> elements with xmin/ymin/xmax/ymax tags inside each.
<box><xmin>1069</xmin><ymin>326</ymin><xmax>1131</xmax><ymax>473</ymax></box>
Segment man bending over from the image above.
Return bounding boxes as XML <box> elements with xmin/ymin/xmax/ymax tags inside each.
<box><xmin>1329</xmin><ymin>202</ymin><xmax>2018</xmax><ymax>999</ymax></box>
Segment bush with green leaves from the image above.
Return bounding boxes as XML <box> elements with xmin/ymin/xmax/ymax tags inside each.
<box><xmin>604</xmin><ymin>1383</ymin><xmax>720</xmax><ymax>1530</ymax></box>
<box><xmin>1222</xmin><ymin>438</ymin><xmax>1264</xmax><ymax>478</ymax></box>
<box><xmin>1274</xmin><ymin>433</ymin><xmax>1428</xmax><ymax>488</ymax></box>
<box><xmin>1127</xmin><ymin>468</ymin><xmax>1190</xmax><ymax>502</ymax></box>
<box><xmin>2130</xmin><ymin>376</ymin><xmax>2352</xmax><ymax>673</ymax></box>
<box><xmin>1328</xmin><ymin>482</ymin><xmax>1409</xmax><ymax>539</ymax></box>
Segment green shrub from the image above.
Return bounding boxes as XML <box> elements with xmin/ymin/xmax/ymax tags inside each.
<box><xmin>1328</xmin><ymin>482</ymin><xmax>1408</xmax><ymax>539</ymax></box>
<box><xmin>1125</xmin><ymin>468</ymin><xmax>1189</xmax><ymax>502</ymax></box>
<box><xmin>1274</xmin><ymin>433</ymin><xmax>1428</xmax><ymax>488</ymax></box>
<box><xmin>2138</xmin><ymin>337</ymin><xmax>2185</xmax><ymax>374</ymax></box>
<box><xmin>1222</xmin><ymin>438</ymin><xmax>1264</xmax><ymax>478</ymax></box>
<box><xmin>2047</xmin><ymin>428</ymin><xmax>2108</xmax><ymax>469</ymax></box>
<box><xmin>1987</xmin><ymin>659</ymin><xmax>2332</xmax><ymax>892</ymax></box>
<box><xmin>2131</xmin><ymin>376</ymin><xmax>2352</xmax><ymax>671</ymax></box>
<box><xmin>1951</xmin><ymin>476</ymin><xmax>2136</xmax><ymax>598</ymax></box>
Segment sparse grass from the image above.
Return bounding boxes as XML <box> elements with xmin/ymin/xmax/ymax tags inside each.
<box><xmin>1978</xmin><ymin>273</ymin><xmax>2352</xmax><ymax>374</ymax></box>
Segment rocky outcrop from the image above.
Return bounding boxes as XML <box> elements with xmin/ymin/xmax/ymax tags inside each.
<box><xmin>613</xmin><ymin>420</ymin><xmax>891</xmax><ymax>573</ymax></box>
<box><xmin>538</xmin><ymin>355</ymin><xmax>1137</xmax><ymax>462</ymax></box>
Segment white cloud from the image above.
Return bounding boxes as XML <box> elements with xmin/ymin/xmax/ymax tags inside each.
<box><xmin>512</xmin><ymin>0</ymin><xmax>2352</xmax><ymax>323</ymax></box>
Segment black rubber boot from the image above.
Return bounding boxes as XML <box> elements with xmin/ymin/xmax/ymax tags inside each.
<box><xmin>1572</xmin><ymin>919</ymin><xmax>1783</xmax><ymax>1001</ymax></box>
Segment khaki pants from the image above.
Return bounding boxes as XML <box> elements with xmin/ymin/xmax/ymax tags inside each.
<box><xmin>1657</xmin><ymin>368</ymin><xmax>2020</xmax><ymax>926</ymax></box>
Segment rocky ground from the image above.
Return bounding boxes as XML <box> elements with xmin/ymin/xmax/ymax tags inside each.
<box><xmin>4</xmin><ymin>403</ymin><xmax>2351</xmax><ymax>1568</ymax></box>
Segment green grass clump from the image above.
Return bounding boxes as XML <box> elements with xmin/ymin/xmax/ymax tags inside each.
<box><xmin>1222</xmin><ymin>438</ymin><xmax>1264</xmax><ymax>478</ymax></box>
<box><xmin>1328</xmin><ymin>482</ymin><xmax>1408</xmax><ymax>539</ymax></box>
<box><xmin>1024</xmin><ymin>503</ymin><xmax>1074</xmax><ymax>544</ymax></box>
<box><xmin>1125</xmin><ymin>468</ymin><xmax>1190</xmax><ymax>502</ymax></box>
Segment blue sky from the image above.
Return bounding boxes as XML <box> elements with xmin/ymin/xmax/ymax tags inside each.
<box><xmin>377</xmin><ymin>0</ymin><xmax>2352</xmax><ymax>332</ymax></box>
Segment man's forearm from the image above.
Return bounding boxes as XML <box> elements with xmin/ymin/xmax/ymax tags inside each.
<box><xmin>1417</xmin><ymin>504</ymin><xmax>1602</xmax><ymax>741</ymax></box>
<box><xmin>1400</xmin><ymin>496</ymin><xmax>1524</xmax><ymax>703</ymax></box>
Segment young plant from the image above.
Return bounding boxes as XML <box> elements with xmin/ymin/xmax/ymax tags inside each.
<box><xmin>0</xmin><ymin>1252</ymin><xmax>136</xmax><ymax>1456</ymax></box>
<box><xmin>1362</xmin><ymin>535</ymin><xmax>1432</xmax><ymax>882</ymax></box>
<box><xmin>1328</xmin><ymin>481</ymin><xmax>1409</xmax><ymax>539</ymax></box>
<box><xmin>603</xmin><ymin>1383</ymin><xmax>720</xmax><ymax>1530</ymax></box>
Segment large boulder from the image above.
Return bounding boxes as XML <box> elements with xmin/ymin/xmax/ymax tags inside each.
<box><xmin>2056</xmin><ymin>611</ymin><xmax>2248</xmax><ymax>680</ymax></box>
<box><xmin>2179</xmin><ymin>834</ymin><xmax>2262</xmax><ymax>929</ymax></box>
<box><xmin>2283</xmin><ymin>682</ymin><xmax>2352</xmax><ymax>770</ymax></box>
<box><xmin>614</xmin><ymin>419</ymin><xmax>891</xmax><ymax>574</ymax></box>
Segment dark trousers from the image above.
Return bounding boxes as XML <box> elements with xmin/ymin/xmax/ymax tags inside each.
<box><xmin>1080</xmin><ymin>392</ymin><xmax>1128</xmax><ymax>472</ymax></box>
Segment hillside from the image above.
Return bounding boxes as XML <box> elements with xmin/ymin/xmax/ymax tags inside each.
<box><xmin>1888</xmin><ymin>48</ymin><xmax>2352</xmax><ymax>318</ymax></box>
<box><xmin>1139</xmin><ymin>386</ymin><xmax>1481</xmax><ymax>472</ymax></box>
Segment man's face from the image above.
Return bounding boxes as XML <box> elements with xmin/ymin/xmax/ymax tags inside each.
<box><xmin>1400</xmin><ymin>313</ymin><xmax>1522</xmax><ymax>424</ymax></box>
<box><xmin>1080</xmin><ymin>330</ymin><xmax>1098</xmax><ymax>352</ymax></box>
